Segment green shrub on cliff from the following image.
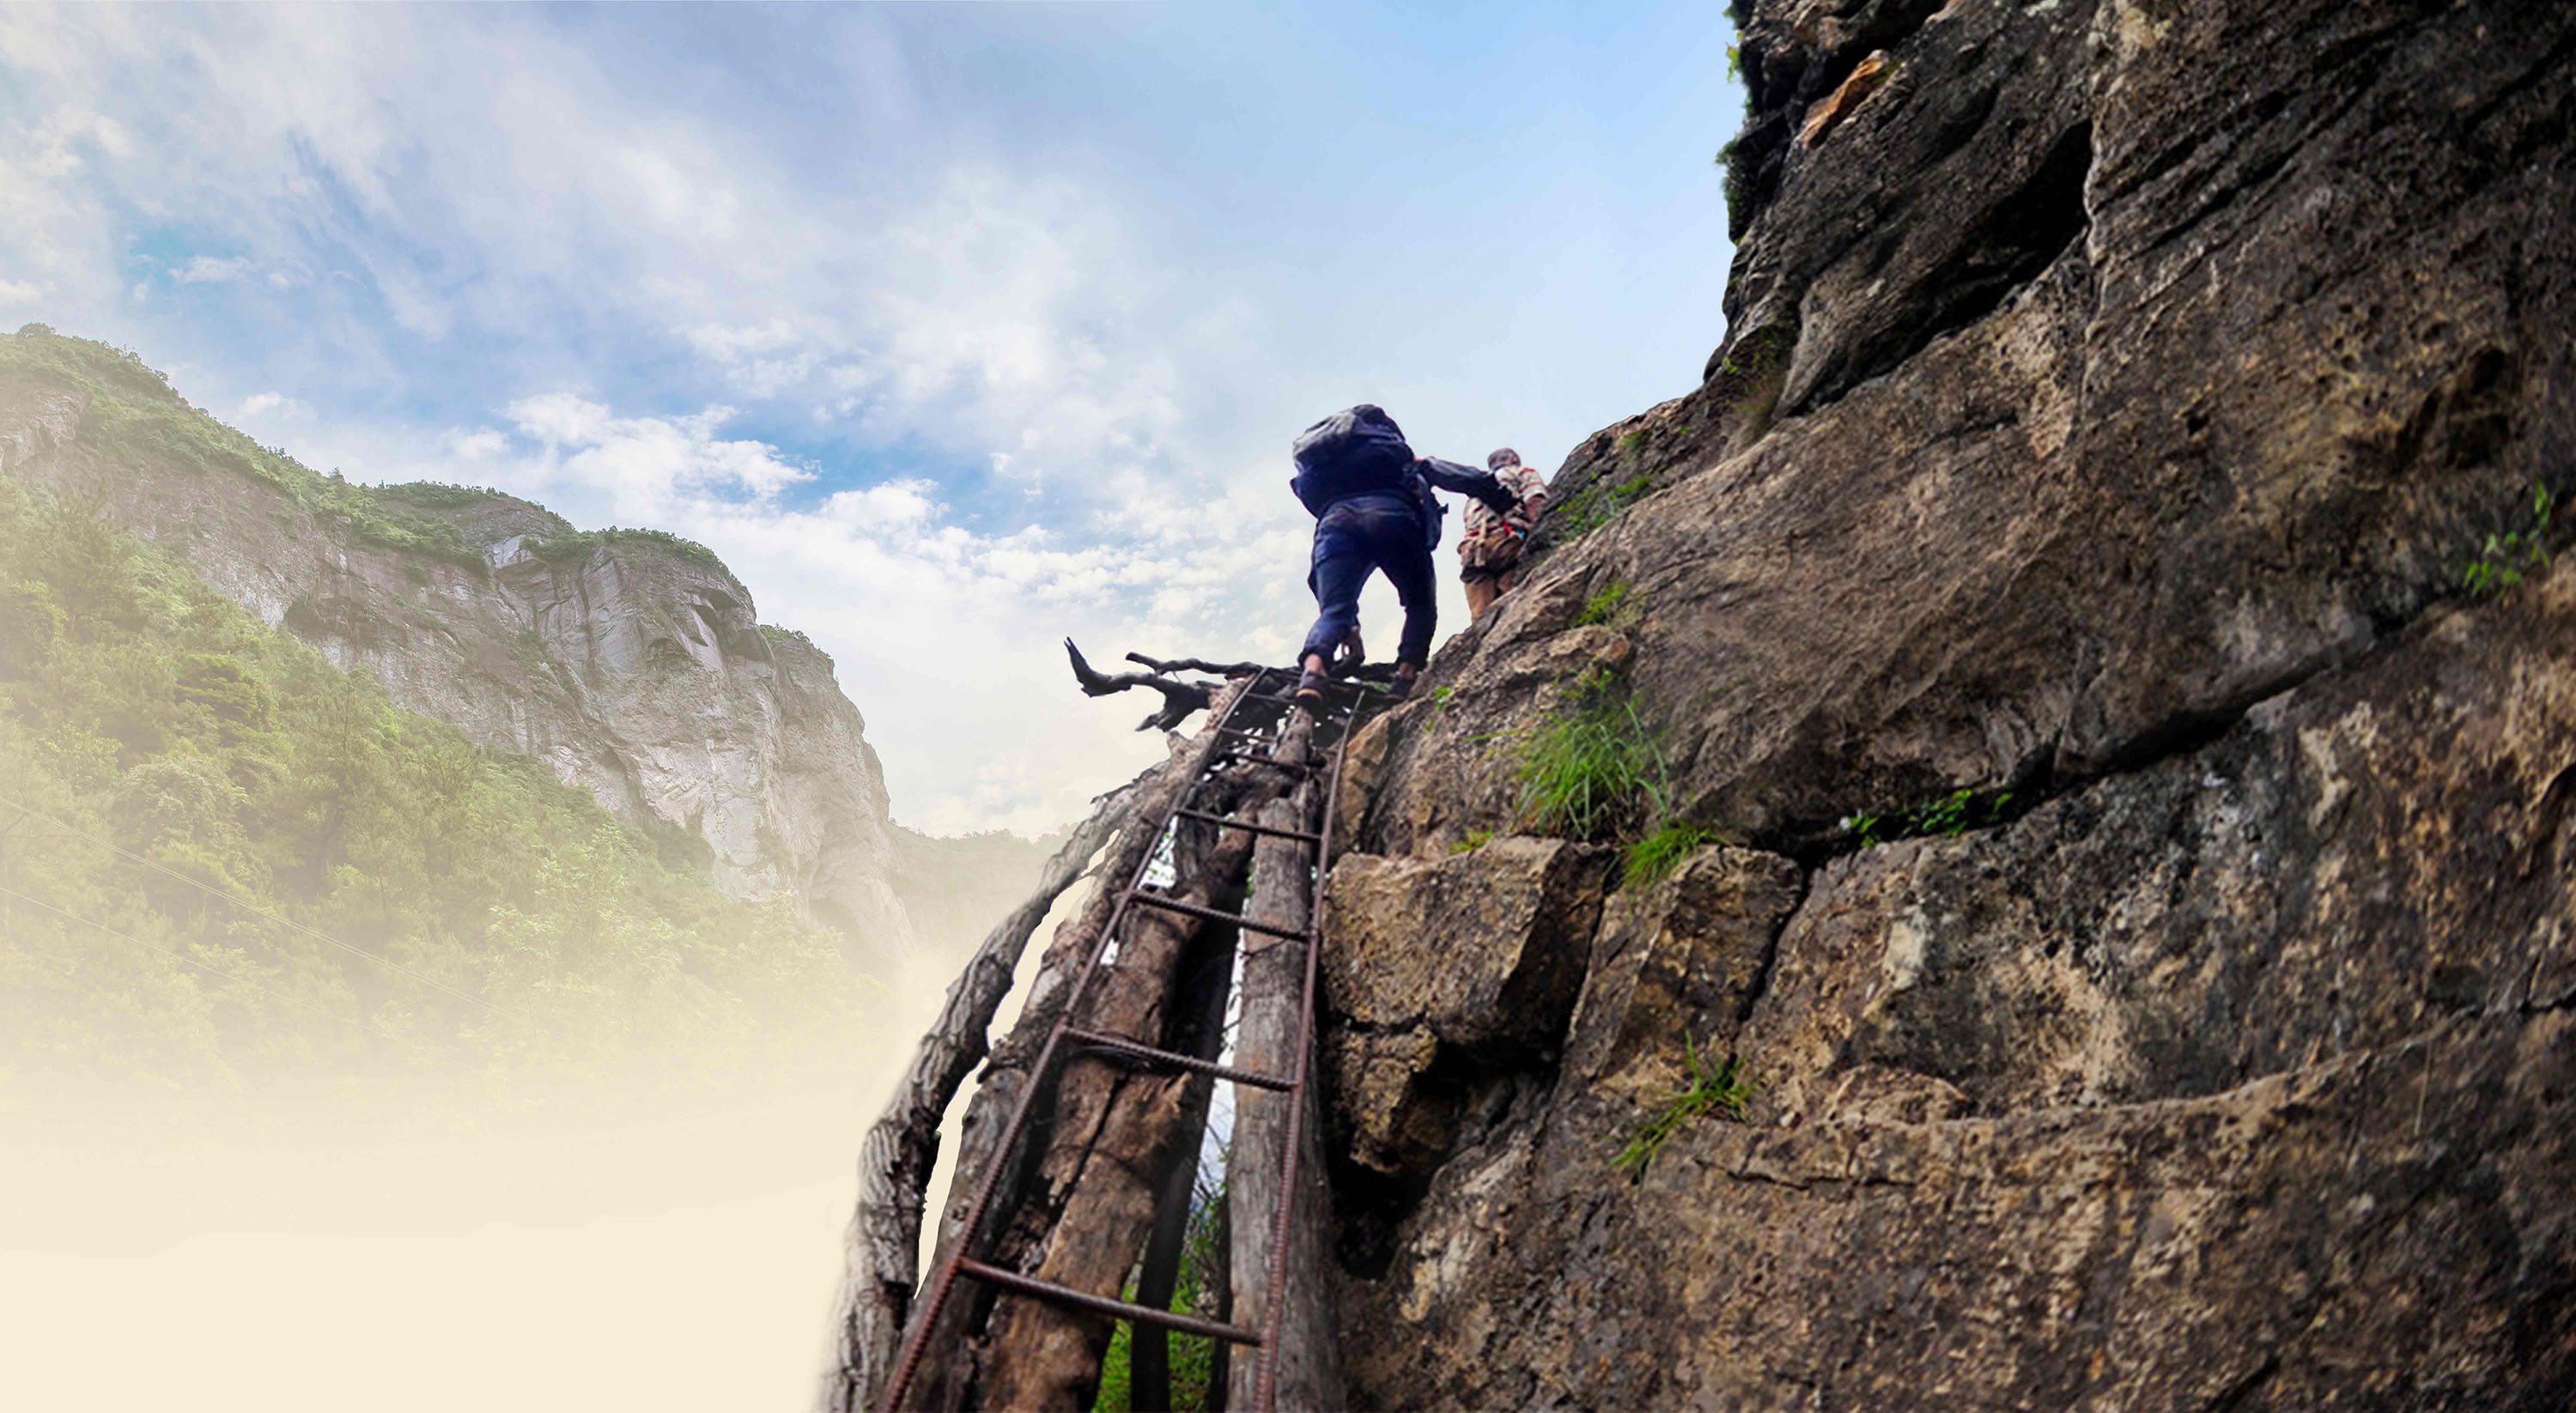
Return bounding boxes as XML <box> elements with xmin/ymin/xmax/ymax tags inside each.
<box><xmin>530</xmin><ymin>525</ymin><xmax>734</xmax><ymax>578</ymax></box>
<box><xmin>1555</xmin><ymin>470</ymin><xmax>1655</xmax><ymax>541</ymax></box>
<box><xmin>1516</xmin><ymin>668</ymin><xmax>1668</xmax><ymax>843</ymax></box>
<box><xmin>2460</xmin><ymin>480</ymin><xmax>2556</xmax><ymax>596</ymax></box>
<box><xmin>0</xmin><ymin>469</ymin><xmax>877</xmax><ymax>1093</ymax></box>
<box><xmin>1</xmin><ymin>326</ymin><xmax>489</xmax><ymax>570</ymax></box>
<box><xmin>1621</xmin><ymin>821</ymin><xmax>1711</xmax><ymax>887</ymax></box>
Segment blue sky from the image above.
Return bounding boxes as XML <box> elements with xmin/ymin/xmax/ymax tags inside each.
<box><xmin>0</xmin><ymin>2</ymin><xmax>1744</xmax><ymax>834</ymax></box>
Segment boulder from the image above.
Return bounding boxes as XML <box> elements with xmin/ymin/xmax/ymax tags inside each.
<box><xmin>1321</xmin><ymin>836</ymin><xmax>1612</xmax><ymax>1175</ymax></box>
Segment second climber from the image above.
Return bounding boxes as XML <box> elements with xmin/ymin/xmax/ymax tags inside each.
<box><xmin>1457</xmin><ymin>446</ymin><xmax>1548</xmax><ymax>618</ymax></box>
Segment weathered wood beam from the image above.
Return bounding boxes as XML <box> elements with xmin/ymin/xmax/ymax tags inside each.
<box><xmin>896</xmin><ymin>687</ymin><xmax>1250</xmax><ymax>1413</ymax></box>
<box><xmin>818</xmin><ymin>772</ymin><xmax>1145</xmax><ymax>1413</ymax></box>
<box><xmin>1131</xmin><ymin>921</ymin><xmax>1239</xmax><ymax>1410</ymax></box>
<box><xmin>975</xmin><ymin>794</ymin><xmax>1285</xmax><ymax>1410</ymax></box>
<box><xmin>1230</xmin><ymin>714</ymin><xmax>1344</xmax><ymax>1411</ymax></box>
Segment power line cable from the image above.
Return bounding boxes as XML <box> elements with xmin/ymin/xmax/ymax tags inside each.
<box><xmin>0</xmin><ymin>793</ymin><xmax>533</xmax><ymax>1028</ymax></box>
<box><xmin>0</xmin><ymin>882</ymin><xmax>453</xmax><ymax>1059</ymax></box>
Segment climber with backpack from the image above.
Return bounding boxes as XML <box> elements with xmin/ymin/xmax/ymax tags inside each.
<box><xmin>1288</xmin><ymin>404</ymin><xmax>1522</xmax><ymax>706</ymax></box>
<box><xmin>1459</xmin><ymin>447</ymin><xmax>1549</xmax><ymax>618</ymax></box>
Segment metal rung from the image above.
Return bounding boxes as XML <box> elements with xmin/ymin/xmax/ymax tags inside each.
<box><xmin>1171</xmin><ymin>807</ymin><xmax>1320</xmax><ymax>844</ymax></box>
<box><xmin>1127</xmin><ymin>889</ymin><xmax>1305</xmax><ymax>939</ymax></box>
<box><xmin>1065</xmin><ymin>1027</ymin><xmax>1293</xmax><ymax>1091</ymax></box>
<box><xmin>957</xmin><ymin>1258</ymin><xmax>1264</xmax><ymax>1347</ymax></box>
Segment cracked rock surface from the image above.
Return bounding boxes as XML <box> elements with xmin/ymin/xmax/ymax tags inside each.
<box><xmin>1319</xmin><ymin>1</ymin><xmax>2576</xmax><ymax>1405</ymax></box>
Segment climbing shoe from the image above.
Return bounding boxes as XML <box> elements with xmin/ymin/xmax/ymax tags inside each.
<box><xmin>1294</xmin><ymin>665</ymin><xmax>1331</xmax><ymax>707</ymax></box>
<box><xmin>1388</xmin><ymin>663</ymin><xmax>1420</xmax><ymax>700</ymax></box>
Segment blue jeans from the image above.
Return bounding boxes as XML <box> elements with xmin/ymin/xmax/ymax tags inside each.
<box><xmin>1303</xmin><ymin>493</ymin><xmax>1437</xmax><ymax>667</ymax></box>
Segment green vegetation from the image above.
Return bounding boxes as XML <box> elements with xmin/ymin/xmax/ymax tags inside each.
<box><xmin>1712</xmin><ymin>324</ymin><xmax>1795</xmax><ymax>441</ymax></box>
<box><xmin>530</xmin><ymin>525</ymin><xmax>735</xmax><ymax>579</ymax></box>
<box><xmin>1611</xmin><ymin>1034</ymin><xmax>1754</xmax><ymax>1182</ymax></box>
<box><xmin>3</xmin><ymin>325</ymin><xmax>495</xmax><ymax>570</ymax></box>
<box><xmin>370</xmin><ymin>480</ymin><xmax>539</xmax><ymax>515</ymax></box>
<box><xmin>2460</xmin><ymin>480</ymin><xmax>2556</xmax><ymax>596</ymax></box>
<box><xmin>1914</xmin><ymin>787</ymin><xmax>1974</xmax><ymax>838</ymax></box>
<box><xmin>1428</xmin><ymin>684</ymin><xmax>1455</xmax><ymax>713</ymax></box>
<box><xmin>1091</xmin><ymin>1178</ymin><xmax>1228</xmax><ymax>1412</ymax></box>
<box><xmin>1449</xmin><ymin>828</ymin><xmax>1496</xmax><ymax>855</ymax></box>
<box><xmin>1511</xmin><ymin>666</ymin><xmax>1729</xmax><ymax>887</ymax></box>
<box><xmin>0</xmin><ymin>468</ymin><xmax>876</xmax><ymax>1093</ymax></box>
<box><xmin>759</xmin><ymin>623</ymin><xmax>819</xmax><ymax>654</ymax></box>
<box><xmin>1573</xmin><ymin>579</ymin><xmax>1641</xmax><ymax>631</ymax></box>
<box><xmin>1515</xmin><ymin>668</ymin><xmax>1669</xmax><ymax>844</ymax></box>
<box><xmin>1836</xmin><ymin>787</ymin><xmax>2015</xmax><ymax>851</ymax></box>
<box><xmin>1621</xmin><ymin>821</ymin><xmax>1711</xmax><ymax>888</ymax></box>
<box><xmin>1718</xmin><ymin>133</ymin><xmax>1754</xmax><ymax>238</ymax></box>
<box><xmin>1556</xmin><ymin>470</ymin><xmax>1655</xmax><ymax>542</ymax></box>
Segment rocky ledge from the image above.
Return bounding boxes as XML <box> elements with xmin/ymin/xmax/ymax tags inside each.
<box><xmin>1315</xmin><ymin>0</ymin><xmax>2576</xmax><ymax>1406</ymax></box>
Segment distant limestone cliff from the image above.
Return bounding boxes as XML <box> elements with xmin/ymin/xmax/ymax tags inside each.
<box><xmin>0</xmin><ymin>327</ymin><xmax>1025</xmax><ymax>969</ymax></box>
<box><xmin>1314</xmin><ymin>0</ymin><xmax>2574</xmax><ymax>1405</ymax></box>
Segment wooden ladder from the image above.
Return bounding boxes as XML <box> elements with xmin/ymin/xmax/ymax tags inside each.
<box><xmin>882</xmin><ymin>666</ymin><xmax>1364</xmax><ymax>1412</ymax></box>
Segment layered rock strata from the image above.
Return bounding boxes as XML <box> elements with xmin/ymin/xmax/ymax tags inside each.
<box><xmin>1319</xmin><ymin>0</ymin><xmax>2576</xmax><ymax>1404</ymax></box>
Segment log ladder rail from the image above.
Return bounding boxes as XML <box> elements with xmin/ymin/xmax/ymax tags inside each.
<box><xmin>881</xmin><ymin>667</ymin><xmax>1364</xmax><ymax>1413</ymax></box>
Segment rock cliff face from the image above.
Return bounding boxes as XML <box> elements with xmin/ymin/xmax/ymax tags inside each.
<box><xmin>0</xmin><ymin>337</ymin><xmax>948</xmax><ymax>965</ymax></box>
<box><xmin>1321</xmin><ymin>1</ymin><xmax>2576</xmax><ymax>1405</ymax></box>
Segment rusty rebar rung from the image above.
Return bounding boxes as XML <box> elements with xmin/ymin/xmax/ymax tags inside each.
<box><xmin>880</xmin><ymin>667</ymin><xmax>1351</xmax><ymax>1413</ymax></box>
<box><xmin>1127</xmin><ymin>887</ymin><xmax>1308</xmax><ymax>939</ymax></box>
<box><xmin>1064</xmin><ymin>1026</ymin><xmax>1294</xmax><ymax>1091</ymax></box>
<box><xmin>1170</xmin><ymin>806</ymin><xmax>1321</xmax><ymax>844</ymax></box>
<box><xmin>954</xmin><ymin>1258</ymin><xmax>1265</xmax><ymax>1348</ymax></box>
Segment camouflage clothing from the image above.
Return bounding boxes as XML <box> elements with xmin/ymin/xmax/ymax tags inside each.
<box><xmin>1458</xmin><ymin>454</ymin><xmax>1546</xmax><ymax>574</ymax></box>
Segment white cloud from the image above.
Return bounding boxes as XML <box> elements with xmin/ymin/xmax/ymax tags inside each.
<box><xmin>443</xmin><ymin>428</ymin><xmax>510</xmax><ymax>461</ymax></box>
<box><xmin>173</xmin><ymin>254</ymin><xmax>254</xmax><ymax>284</ymax></box>
<box><xmin>501</xmin><ymin>396</ymin><xmax>815</xmax><ymax>515</ymax></box>
<box><xmin>0</xmin><ymin>3</ymin><xmax>1704</xmax><ymax>832</ymax></box>
<box><xmin>237</xmin><ymin>391</ymin><xmax>306</xmax><ymax>418</ymax></box>
<box><xmin>383</xmin><ymin>387</ymin><xmax>1334</xmax><ymax>834</ymax></box>
<box><xmin>824</xmin><ymin>479</ymin><xmax>939</xmax><ymax>530</ymax></box>
<box><xmin>0</xmin><ymin>277</ymin><xmax>39</xmax><ymax>304</ymax></box>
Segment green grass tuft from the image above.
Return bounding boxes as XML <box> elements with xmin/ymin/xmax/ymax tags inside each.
<box><xmin>1449</xmin><ymin>828</ymin><xmax>1496</xmax><ymax>856</ymax></box>
<box><xmin>1557</xmin><ymin>470</ymin><xmax>1655</xmax><ymax>542</ymax></box>
<box><xmin>1091</xmin><ymin>1179</ymin><xmax>1227</xmax><ymax>1412</ymax></box>
<box><xmin>1515</xmin><ymin>668</ymin><xmax>1668</xmax><ymax>843</ymax></box>
<box><xmin>1611</xmin><ymin>1034</ymin><xmax>1754</xmax><ymax>1182</ymax></box>
<box><xmin>1621</xmin><ymin>821</ymin><xmax>1710</xmax><ymax>887</ymax></box>
<box><xmin>1573</xmin><ymin>579</ymin><xmax>1640</xmax><ymax>631</ymax></box>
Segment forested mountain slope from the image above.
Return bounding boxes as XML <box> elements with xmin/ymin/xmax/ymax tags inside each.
<box><xmin>0</xmin><ymin>327</ymin><xmax>1024</xmax><ymax>972</ymax></box>
<box><xmin>0</xmin><ymin>464</ymin><xmax>873</xmax><ymax>1089</ymax></box>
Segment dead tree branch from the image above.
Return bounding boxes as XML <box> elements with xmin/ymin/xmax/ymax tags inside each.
<box><xmin>1065</xmin><ymin>638</ymin><xmax>1216</xmax><ymax>732</ymax></box>
<box><xmin>1123</xmin><ymin>651</ymin><xmax>1272</xmax><ymax>678</ymax></box>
